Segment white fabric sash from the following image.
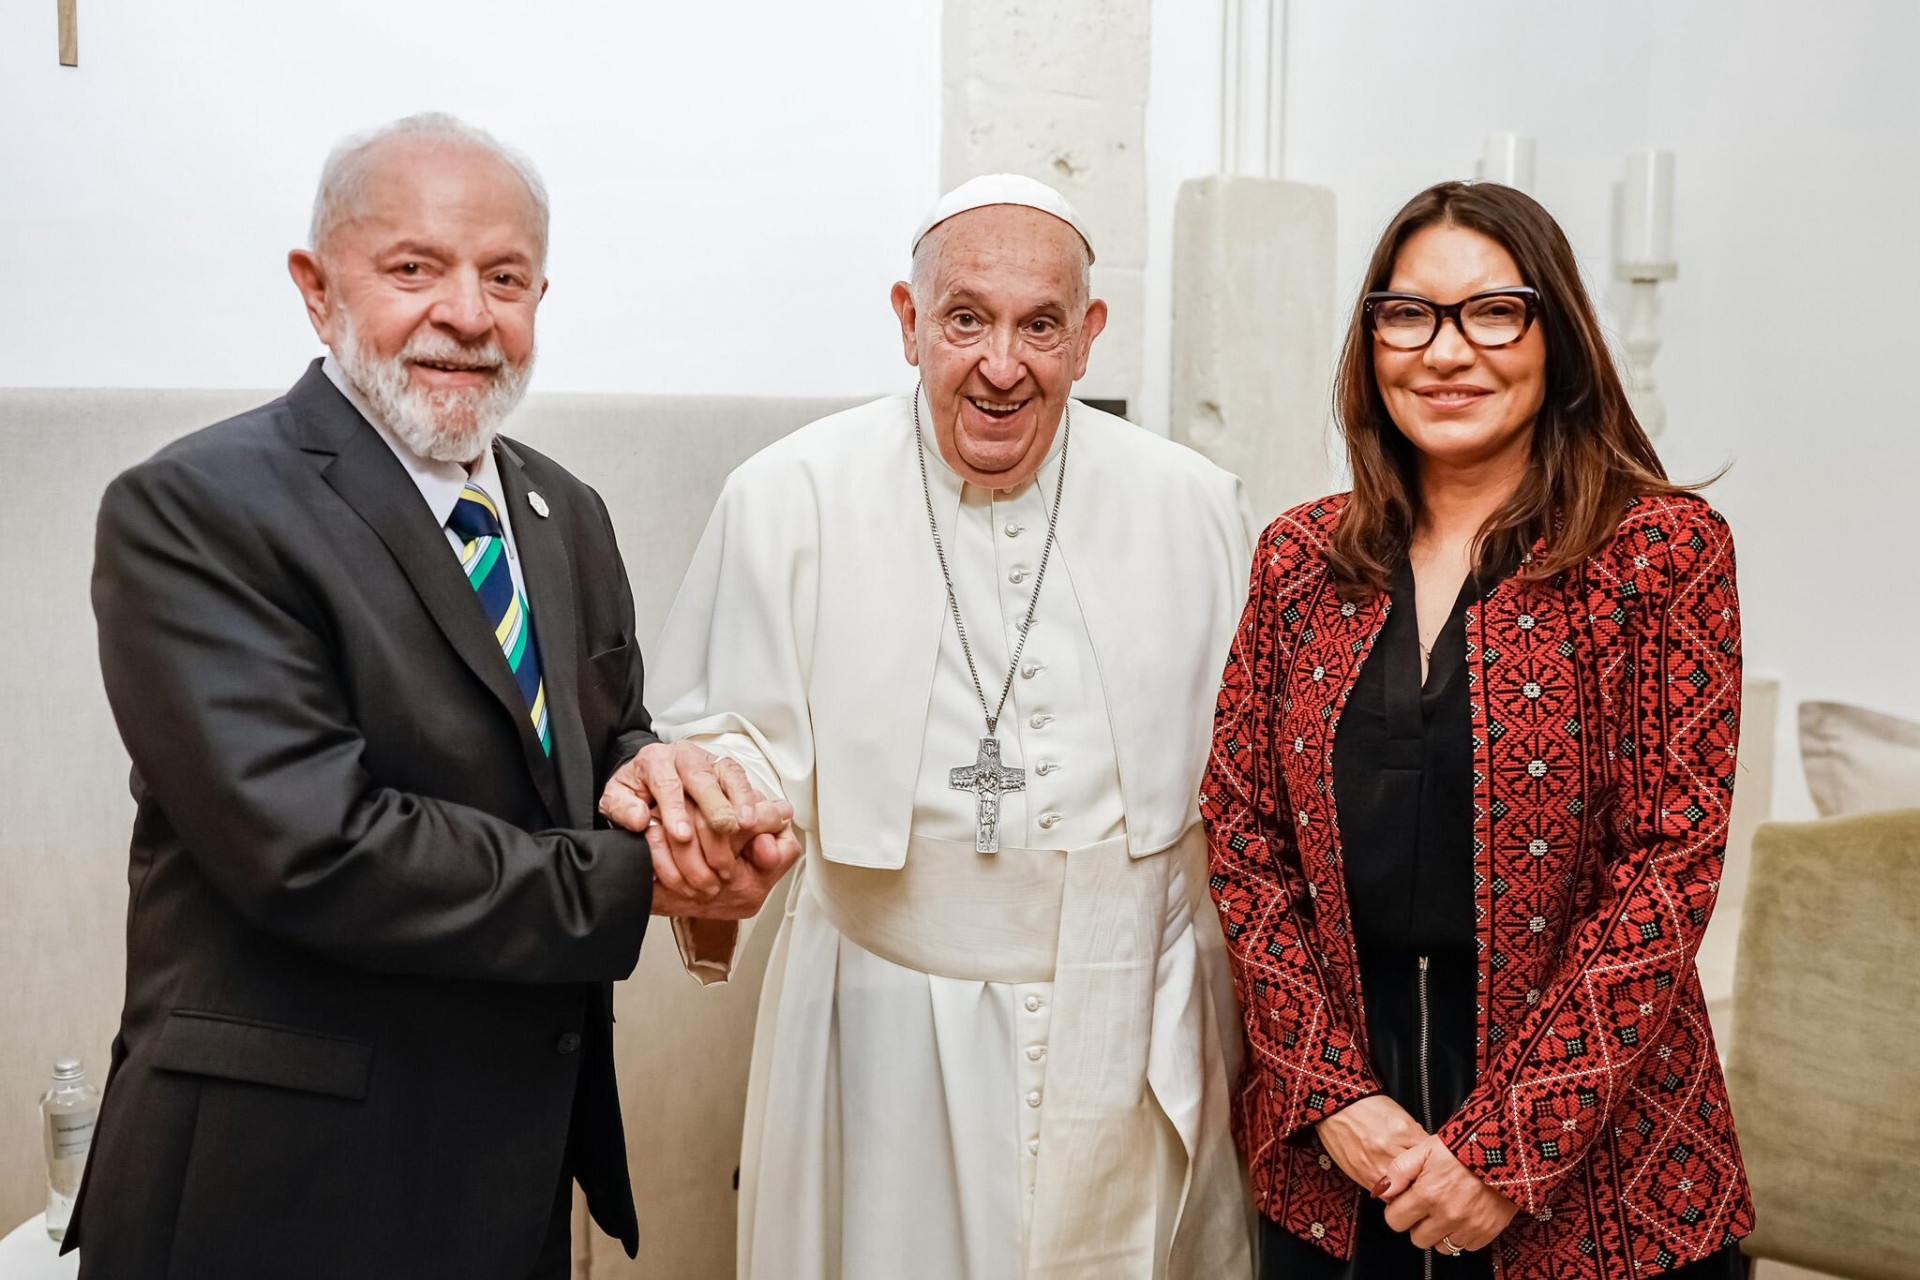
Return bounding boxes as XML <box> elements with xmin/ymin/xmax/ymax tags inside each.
<box><xmin>808</xmin><ymin>826</ymin><xmax>1249</xmax><ymax>1279</ymax></box>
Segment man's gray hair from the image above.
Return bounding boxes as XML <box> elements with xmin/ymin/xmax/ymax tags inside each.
<box><xmin>909</xmin><ymin>216</ymin><xmax>1093</xmax><ymax>308</ymax></box>
<box><xmin>308</xmin><ymin>112</ymin><xmax>551</xmax><ymax>267</ymax></box>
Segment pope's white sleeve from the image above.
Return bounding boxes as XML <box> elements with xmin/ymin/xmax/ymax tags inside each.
<box><xmin>649</xmin><ymin>461</ymin><xmax>820</xmax><ymax>983</ymax></box>
<box><xmin>1228</xmin><ymin>474</ymin><xmax>1257</xmax><ymax>570</ymax></box>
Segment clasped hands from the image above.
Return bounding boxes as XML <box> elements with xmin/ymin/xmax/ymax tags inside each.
<box><xmin>1315</xmin><ymin>1095</ymin><xmax>1518</xmax><ymax>1254</ymax></box>
<box><xmin>599</xmin><ymin>741</ymin><xmax>801</xmax><ymax>919</ymax></box>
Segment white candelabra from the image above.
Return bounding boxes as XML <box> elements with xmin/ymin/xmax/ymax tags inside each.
<box><xmin>1615</xmin><ymin>150</ymin><xmax>1677</xmax><ymax>438</ymax></box>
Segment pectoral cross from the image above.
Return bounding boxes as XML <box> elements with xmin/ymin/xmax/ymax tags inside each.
<box><xmin>949</xmin><ymin>735</ymin><xmax>1025</xmax><ymax>854</ymax></box>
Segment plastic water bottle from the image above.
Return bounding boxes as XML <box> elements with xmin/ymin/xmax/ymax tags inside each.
<box><xmin>41</xmin><ymin>1058</ymin><xmax>101</xmax><ymax>1242</ymax></box>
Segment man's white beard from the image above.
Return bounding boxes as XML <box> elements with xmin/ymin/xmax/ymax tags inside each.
<box><xmin>334</xmin><ymin>314</ymin><xmax>534</xmax><ymax>465</ymax></box>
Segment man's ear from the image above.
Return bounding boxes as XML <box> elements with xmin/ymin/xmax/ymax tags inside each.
<box><xmin>288</xmin><ymin>249</ymin><xmax>336</xmax><ymax>345</ymax></box>
<box><xmin>1070</xmin><ymin>297</ymin><xmax>1109</xmax><ymax>381</ymax></box>
<box><xmin>889</xmin><ymin>281</ymin><xmax>921</xmax><ymax>369</ymax></box>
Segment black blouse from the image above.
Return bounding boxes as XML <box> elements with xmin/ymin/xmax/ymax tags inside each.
<box><xmin>1332</xmin><ymin>556</ymin><xmax>1489</xmax><ymax>957</ymax></box>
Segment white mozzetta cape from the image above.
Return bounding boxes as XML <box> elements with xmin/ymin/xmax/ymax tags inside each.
<box><xmin>650</xmin><ymin>393</ymin><xmax>1254</xmax><ymax>868</ymax></box>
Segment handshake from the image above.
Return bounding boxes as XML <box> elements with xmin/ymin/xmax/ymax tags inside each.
<box><xmin>598</xmin><ymin>741</ymin><xmax>803</xmax><ymax>920</ymax></box>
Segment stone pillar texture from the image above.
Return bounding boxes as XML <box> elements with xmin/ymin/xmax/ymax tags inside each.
<box><xmin>1171</xmin><ymin>175</ymin><xmax>1336</xmax><ymax>527</ymax></box>
<box><xmin>941</xmin><ymin>0</ymin><xmax>1149</xmax><ymax>411</ymax></box>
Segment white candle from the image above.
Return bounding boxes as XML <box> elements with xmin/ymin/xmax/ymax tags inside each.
<box><xmin>1620</xmin><ymin>150</ymin><xmax>1676</xmax><ymax>269</ymax></box>
<box><xmin>1478</xmin><ymin>133</ymin><xmax>1536</xmax><ymax>193</ymax></box>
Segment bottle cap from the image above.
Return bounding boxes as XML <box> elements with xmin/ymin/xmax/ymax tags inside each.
<box><xmin>52</xmin><ymin>1059</ymin><xmax>83</xmax><ymax>1082</ymax></box>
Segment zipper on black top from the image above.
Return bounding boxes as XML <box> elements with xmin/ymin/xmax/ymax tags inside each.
<box><xmin>1419</xmin><ymin>953</ymin><xmax>1435</xmax><ymax>1280</ymax></box>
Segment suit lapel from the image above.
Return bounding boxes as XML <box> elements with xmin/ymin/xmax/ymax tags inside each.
<box><xmin>291</xmin><ymin>364</ymin><xmax>567</xmax><ymax>823</ymax></box>
<box><xmin>494</xmin><ymin>442</ymin><xmax>592</xmax><ymax>827</ymax></box>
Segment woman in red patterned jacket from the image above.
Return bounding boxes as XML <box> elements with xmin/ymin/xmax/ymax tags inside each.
<box><xmin>1202</xmin><ymin>180</ymin><xmax>1752</xmax><ymax>1280</ymax></box>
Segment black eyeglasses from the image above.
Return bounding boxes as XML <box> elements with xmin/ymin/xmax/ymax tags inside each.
<box><xmin>1362</xmin><ymin>287</ymin><xmax>1541</xmax><ymax>351</ymax></box>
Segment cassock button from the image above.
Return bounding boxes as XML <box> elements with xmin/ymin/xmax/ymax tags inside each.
<box><xmin>1038</xmin><ymin>813</ymin><xmax>1061</xmax><ymax>829</ymax></box>
<box><xmin>1026</xmin><ymin>1091</ymin><xmax>1043</xmax><ymax>1108</ymax></box>
<box><xmin>1006</xmin><ymin>523</ymin><xmax>1025</xmax><ymax>538</ymax></box>
<box><xmin>555</xmin><ymin>1031</ymin><xmax>582</xmax><ymax>1055</ymax></box>
<box><xmin>1028</xmin><ymin>1138</ymin><xmax>1040</xmax><ymax>1155</ymax></box>
<box><xmin>1027</xmin><ymin>1045</ymin><xmax>1047</xmax><ymax>1061</ymax></box>
<box><xmin>1029</xmin><ymin>713</ymin><xmax>1053</xmax><ymax>729</ymax></box>
<box><xmin>1025</xmin><ymin>994</ymin><xmax>1044</xmax><ymax>1013</ymax></box>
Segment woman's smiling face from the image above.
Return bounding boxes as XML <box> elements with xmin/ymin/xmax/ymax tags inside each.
<box><xmin>1374</xmin><ymin>224</ymin><xmax>1547</xmax><ymax>476</ymax></box>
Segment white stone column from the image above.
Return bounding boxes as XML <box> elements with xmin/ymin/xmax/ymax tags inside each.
<box><xmin>941</xmin><ymin>0</ymin><xmax>1149</xmax><ymax>413</ymax></box>
<box><xmin>1170</xmin><ymin>176</ymin><xmax>1335</xmax><ymax>526</ymax></box>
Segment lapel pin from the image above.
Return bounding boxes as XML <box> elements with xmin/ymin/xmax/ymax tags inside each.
<box><xmin>528</xmin><ymin>492</ymin><xmax>550</xmax><ymax>518</ymax></box>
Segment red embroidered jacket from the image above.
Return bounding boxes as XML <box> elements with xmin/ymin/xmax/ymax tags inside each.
<box><xmin>1201</xmin><ymin>493</ymin><xmax>1754</xmax><ymax>1279</ymax></box>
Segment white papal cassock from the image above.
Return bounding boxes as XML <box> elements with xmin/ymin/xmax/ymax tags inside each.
<box><xmin>649</xmin><ymin>392</ymin><xmax>1256</xmax><ymax>1280</ymax></box>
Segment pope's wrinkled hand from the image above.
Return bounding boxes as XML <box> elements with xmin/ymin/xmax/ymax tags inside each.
<box><xmin>647</xmin><ymin>803</ymin><xmax>802</xmax><ymax>920</ymax></box>
<box><xmin>1377</xmin><ymin>1133</ymin><xmax>1519</xmax><ymax>1254</ymax></box>
<box><xmin>599</xmin><ymin>741</ymin><xmax>794</xmax><ymax>901</ymax></box>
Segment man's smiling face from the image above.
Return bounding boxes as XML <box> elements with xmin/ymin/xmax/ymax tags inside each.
<box><xmin>290</xmin><ymin>137</ymin><xmax>547</xmax><ymax>463</ymax></box>
<box><xmin>891</xmin><ymin>204</ymin><xmax>1106</xmax><ymax>489</ymax></box>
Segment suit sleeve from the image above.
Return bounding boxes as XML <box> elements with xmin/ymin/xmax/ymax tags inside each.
<box><xmin>93</xmin><ymin>457</ymin><xmax>653</xmax><ymax>986</ymax></box>
<box><xmin>1201</xmin><ymin>517</ymin><xmax>1381</xmax><ymax>1156</ymax></box>
<box><xmin>1437</xmin><ymin>502</ymin><xmax>1742</xmax><ymax>1214</ymax></box>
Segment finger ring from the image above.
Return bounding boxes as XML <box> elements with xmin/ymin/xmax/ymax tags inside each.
<box><xmin>1439</xmin><ymin>1235</ymin><xmax>1464</xmax><ymax>1256</ymax></box>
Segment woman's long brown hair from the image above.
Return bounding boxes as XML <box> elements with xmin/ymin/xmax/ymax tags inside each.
<box><xmin>1326</xmin><ymin>180</ymin><xmax>1698</xmax><ymax>598</ymax></box>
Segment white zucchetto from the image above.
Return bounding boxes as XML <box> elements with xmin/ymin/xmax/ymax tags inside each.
<box><xmin>911</xmin><ymin>173</ymin><xmax>1096</xmax><ymax>262</ymax></box>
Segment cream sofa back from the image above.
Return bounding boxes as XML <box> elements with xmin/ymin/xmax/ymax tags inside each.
<box><xmin>0</xmin><ymin>383</ymin><xmax>858</xmax><ymax>1274</ymax></box>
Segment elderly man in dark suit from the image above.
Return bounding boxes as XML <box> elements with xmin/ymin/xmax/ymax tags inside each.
<box><xmin>67</xmin><ymin>112</ymin><xmax>797</xmax><ymax>1280</ymax></box>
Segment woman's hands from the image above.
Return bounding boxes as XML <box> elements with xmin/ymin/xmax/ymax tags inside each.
<box><xmin>1314</xmin><ymin>1095</ymin><xmax>1428</xmax><ymax>1192</ymax></box>
<box><xmin>1318</xmin><ymin>1099</ymin><xmax>1519</xmax><ymax>1254</ymax></box>
<box><xmin>1378</xmin><ymin>1134</ymin><xmax>1519</xmax><ymax>1253</ymax></box>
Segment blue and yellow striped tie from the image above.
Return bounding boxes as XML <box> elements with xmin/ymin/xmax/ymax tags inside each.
<box><xmin>447</xmin><ymin>484</ymin><xmax>550</xmax><ymax>755</ymax></box>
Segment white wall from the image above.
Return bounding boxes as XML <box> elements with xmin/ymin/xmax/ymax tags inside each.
<box><xmin>6</xmin><ymin>1</ymin><xmax>1915</xmax><ymax>813</ymax></box>
<box><xmin>1142</xmin><ymin>0</ymin><xmax>1920</xmax><ymax>818</ymax></box>
<box><xmin>0</xmin><ymin>0</ymin><xmax>941</xmax><ymax>396</ymax></box>
<box><xmin>1644</xmin><ymin>1</ymin><xmax>1920</xmax><ymax>815</ymax></box>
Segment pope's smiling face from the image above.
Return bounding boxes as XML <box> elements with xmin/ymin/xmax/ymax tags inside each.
<box><xmin>891</xmin><ymin>205</ymin><xmax>1107</xmax><ymax>489</ymax></box>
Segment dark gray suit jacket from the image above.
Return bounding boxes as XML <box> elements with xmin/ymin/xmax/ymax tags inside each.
<box><xmin>70</xmin><ymin>361</ymin><xmax>658</xmax><ymax>1278</ymax></box>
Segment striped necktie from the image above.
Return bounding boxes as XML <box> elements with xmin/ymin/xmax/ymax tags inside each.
<box><xmin>447</xmin><ymin>484</ymin><xmax>550</xmax><ymax>755</ymax></box>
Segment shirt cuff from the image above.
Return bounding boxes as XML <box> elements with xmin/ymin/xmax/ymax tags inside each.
<box><xmin>671</xmin><ymin>916</ymin><xmax>741</xmax><ymax>986</ymax></box>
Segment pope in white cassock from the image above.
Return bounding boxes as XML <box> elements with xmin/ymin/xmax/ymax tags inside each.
<box><xmin>648</xmin><ymin>175</ymin><xmax>1257</xmax><ymax>1280</ymax></box>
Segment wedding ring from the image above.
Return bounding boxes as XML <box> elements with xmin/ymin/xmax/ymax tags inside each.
<box><xmin>1439</xmin><ymin>1235</ymin><xmax>1464</xmax><ymax>1256</ymax></box>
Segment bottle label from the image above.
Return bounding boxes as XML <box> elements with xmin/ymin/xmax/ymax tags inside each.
<box><xmin>49</xmin><ymin>1110</ymin><xmax>96</xmax><ymax>1161</ymax></box>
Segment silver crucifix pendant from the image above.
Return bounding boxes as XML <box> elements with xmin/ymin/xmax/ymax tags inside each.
<box><xmin>949</xmin><ymin>735</ymin><xmax>1025</xmax><ymax>854</ymax></box>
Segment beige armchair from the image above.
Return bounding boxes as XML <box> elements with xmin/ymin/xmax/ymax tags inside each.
<box><xmin>1726</xmin><ymin>809</ymin><xmax>1920</xmax><ymax>1279</ymax></box>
